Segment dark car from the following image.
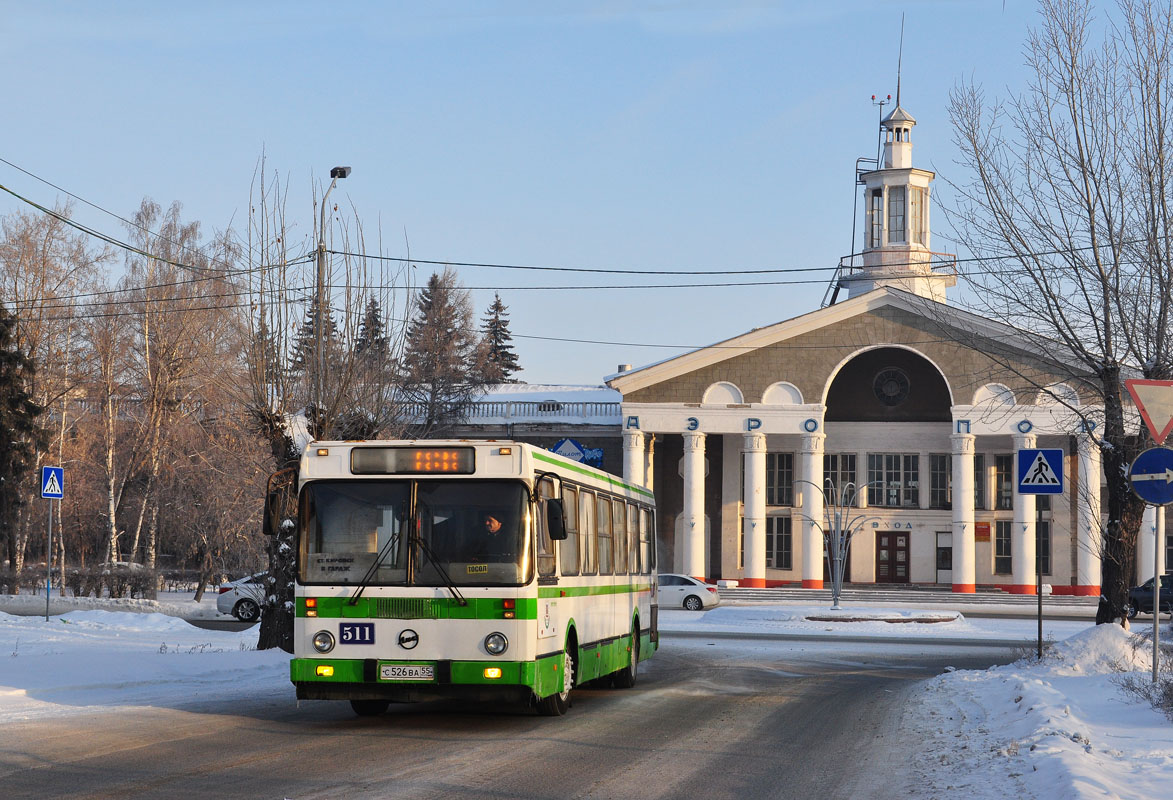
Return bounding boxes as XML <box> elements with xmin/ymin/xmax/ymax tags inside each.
<box><xmin>1126</xmin><ymin>574</ymin><xmax>1173</xmax><ymax>619</ymax></box>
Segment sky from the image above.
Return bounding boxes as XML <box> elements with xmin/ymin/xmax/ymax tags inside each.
<box><xmin>0</xmin><ymin>1</ymin><xmax>1040</xmax><ymax>384</ymax></box>
<box><xmin>1</xmin><ymin>595</ymin><xmax>1170</xmax><ymax>798</ymax></box>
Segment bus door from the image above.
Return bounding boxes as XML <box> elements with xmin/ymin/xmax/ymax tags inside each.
<box><xmin>536</xmin><ymin>478</ymin><xmax>561</xmax><ymax>645</ymax></box>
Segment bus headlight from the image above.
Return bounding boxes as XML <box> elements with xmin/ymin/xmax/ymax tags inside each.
<box><xmin>484</xmin><ymin>632</ymin><xmax>508</xmax><ymax>656</ymax></box>
<box><xmin>312</xmin><ymin>630</ymin><xmax>336</xmax><ymax>653</ymax></box>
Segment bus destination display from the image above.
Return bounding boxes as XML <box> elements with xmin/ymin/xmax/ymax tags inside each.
<box><xmin>350</xmin><ymin>446</ymin><xmax>475</xmax><ymax>475</ymax></box>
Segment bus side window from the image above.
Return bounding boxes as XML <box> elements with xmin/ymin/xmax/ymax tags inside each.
<box><xmin>640</xmin><ymin>508</ymin><xmax>653</xmax><ymax>575</ymax></box>
<box><xmin>612</xmin><ymin>498</ymin><xmax>627</xmax><ymax>575</ymax></box>
<box><xmin>560</xmin><ymin>487</ymin><xmax>579</xmax><ymax>576</ymax></box>
<box><xmin>627</xmin><ymin>503</ymin><xmax>639</xmax><ymax>575</ymax></box>
<box><xmin>580</xmin><ymin>490</ymin><xmax>597</xmax><ymax>575</ymax></box>
<box><xmin>537</xmin><ymin>479</ymin><xmax>556</xmax><ymax>578</ymax></box>
<box><xmin>596</xmin><ymin>495</ymin><xmax>612</xmax><ymax>575</ymax></box>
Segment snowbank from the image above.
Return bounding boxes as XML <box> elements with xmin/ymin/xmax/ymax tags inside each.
<box><xmin>904</xmin><ymin>623</ymin><xmax>1173</xmax><ymax>799</ymax></box>
<box><xmin>0</xmin><ymin>607</ymin><xmax>285</xmax><ymax>723</ymax></box>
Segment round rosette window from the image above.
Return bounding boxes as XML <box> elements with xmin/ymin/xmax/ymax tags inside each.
<box><xmin>873</xmin><ymin>368</ymin><xmax>911</xmax><ymax>407</ymax></box>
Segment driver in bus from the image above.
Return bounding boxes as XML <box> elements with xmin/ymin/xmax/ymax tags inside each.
<box><xmin>470</xmin><ymin>511</ymin><xmax>511</xmax><ymax>560</ymax></box>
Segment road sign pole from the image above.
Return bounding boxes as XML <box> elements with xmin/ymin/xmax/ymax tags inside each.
<box><xmin>45</xmin><ymin>498</ymin><xmax>53</xmax><ymax>623</ymax></box>
<box><xmin>1037</xmin><ymin>512</ymin><xmax>1043</xmax><ymax>660</ymax></box>
<box><xmin>1155</xmin><ymin>506</ymin><xmax>1162</xmax><ymax>685</ymax></box>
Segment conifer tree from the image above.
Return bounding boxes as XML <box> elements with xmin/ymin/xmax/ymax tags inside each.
<box><xmin>288</xmin><ymin>294</ymin><xmax>338</xmax><ymax>374</ymax></box>
<box><xmin>478</xmin><ymin>292</ymin><xmax>522</xmax><ymax>384</ymax></box>
<box><xmin>0</xmin><ymin>303</ymin><xmax>47</xmax><ymax>575</ymax></box>
<box><xmin>399</xmin><ymin>268</ymin><xmax>484</xmax><ymax>436</ymax></box>
<box><xmin>353</xmin><ymin>296</ymin><xmax>389</xmax><ymax>359</ymax></box>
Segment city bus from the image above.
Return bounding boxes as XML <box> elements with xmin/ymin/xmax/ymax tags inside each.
<box><xmin>285</xmin><ymin>440</ymin><xmax>658</xmax><ymax>716</ymax></box>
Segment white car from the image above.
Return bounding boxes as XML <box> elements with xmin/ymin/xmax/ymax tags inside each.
<box><xmin>216</xmin><ymin>572</ymin><xmax>267</xmax><ymax>622</ymax></box>
<box><xmin>658</xmin><ymin>573</ymin><xmax>720</xmax><ymax>610</ymax></box>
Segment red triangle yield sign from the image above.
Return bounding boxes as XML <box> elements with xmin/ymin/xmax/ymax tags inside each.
<box><xmin>1126</xmin><ymin>379</ymin><xmax>1173</xmax><ymax>445</ymax></box>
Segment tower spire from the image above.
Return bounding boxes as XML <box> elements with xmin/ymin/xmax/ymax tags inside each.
<box><xmin>896</xmin><ymin>14</ymin><xmax>904</xmax><ymax>107</ymax></box>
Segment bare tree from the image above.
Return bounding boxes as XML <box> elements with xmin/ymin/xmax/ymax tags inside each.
<box><xmin>946</xmin><ymin>0</ymin><xmax>1173</xmax><ymax>623</ymax></box>
<box><xmin>0</xmin><ymin>204</ymin><xmax>107</xmax><ymax>576</ymax></box>
<box><xmin>120</xmin><ymin>199</ymin><xmax>240</xmax><ymax>574</ymax></box>
<box><xmin>238</xmin><ymin>161</ymin><xmax>411</xmax><ymax>651</ymax></box>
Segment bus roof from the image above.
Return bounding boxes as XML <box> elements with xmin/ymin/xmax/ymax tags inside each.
<box><xmin>299</xmin><ymin>440</ymin><xmax>653</xmax><ymax>501</ymax></box>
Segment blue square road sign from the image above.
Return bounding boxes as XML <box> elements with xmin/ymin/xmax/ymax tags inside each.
<box><xmin>1017</xmin><ymin>448</ymin><xmax>1064</xmax><ymax>495</ymax></box>
<box><xmin>41</xmin><ymin>466</ymin><xmax>64</xmax><ymax>499</ymax></box>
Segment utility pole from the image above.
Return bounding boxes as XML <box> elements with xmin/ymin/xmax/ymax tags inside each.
<box><xmin>315</xmin><ymin>166</ymin><xmax>350</xmax><ymax>429</ymax></box>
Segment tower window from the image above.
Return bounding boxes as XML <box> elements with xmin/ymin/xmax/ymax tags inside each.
<box><xmin>869</xmin><ymin>189</ymin><xmax>883</xmax><ymax>248</ymax></box>
<box><xmin>888</xmin><ymin>186</ymin><xmax>906</xmax><ymax>243</ymax></box>
<box><xmin>910</xmin><ymin>187</ymin><xmax>926</xmax><ymax>245</ymax></box>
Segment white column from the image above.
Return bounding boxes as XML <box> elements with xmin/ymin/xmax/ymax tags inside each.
<box><xmin>951</xmin><ymin>432</ymin><xmax>976</xmax><ymax>592</ymax></box>
<box><xmin>918</xmin><ymin>450</ymin><xmax>932</xmax><ymax>509</ymax></box>
<box><xmin>1139</xmin><ymin>505</ymin><xmax>1157</xmax><ymax>585</ymax></box>
<box><xmin>857</xmin><ymin>450</ymin><xmax>869</xmax><ymax>508</ymax></box>
<box><xmin>682</xmin><ymin>432</ymin><xmax>707</xmax><ymax>580</ymax></box>
<box><xmin>743</xmin><ymin>432</ymin><xmax>767</xmax><ymax>588</ymax></box>
<box><xmin>800</xmin><ymin>432</ymin><xmax>826</xmax><ymax>589</ymax></box>
<box><xmin>622</xmin><ymin>429</ymin><xmax>645</xmax><ymax>488</ymax></box>
<box><xmin>644</xmin><ymin>434</ymin><xmax>656</xmax><ymax>493</ymax></box>
<box><xmin>1076</xmin><ymin>435</ymin><xmax>1102</xmax><ymax>595</ymax></box>
<box><xmin>1011</xmin><ymin>433</ymin><xmax>1037</xmax><ymax>593</ymax></box>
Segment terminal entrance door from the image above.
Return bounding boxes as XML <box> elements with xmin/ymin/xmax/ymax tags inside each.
<box><xmin>875</xmin><ymin>531</ymin><xmax>910</xmax><ymax>583</ymax></box>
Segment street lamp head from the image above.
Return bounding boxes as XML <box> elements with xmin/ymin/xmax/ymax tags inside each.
<box><xmin>330</xmin><ymin>166</ymin><xmax>352</xmax><ymax>179</ymax></box>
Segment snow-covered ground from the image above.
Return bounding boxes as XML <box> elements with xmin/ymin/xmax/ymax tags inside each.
<box><xmin>1</xmin><ymin>594</ymin><xmax>1169</xmax><ymax>798</ymax></box>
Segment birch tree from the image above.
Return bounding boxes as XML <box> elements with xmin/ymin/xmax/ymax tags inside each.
<box><xmin>0</xmin><ymin>205</ymin><xmax>106</xmax><ymax>575</ymax></box>
<box><xmin>122</xmin><ymin>199</ymin><xmax>239</xmax><ymax>572</ymax></box>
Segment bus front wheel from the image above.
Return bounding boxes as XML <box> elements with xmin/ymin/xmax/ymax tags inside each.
<box><xmin>536</xmin><ymin>647</ymin><xmax>576</xmax><ymax>716</ymax></box>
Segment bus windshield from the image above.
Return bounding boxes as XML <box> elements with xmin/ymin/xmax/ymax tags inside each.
<box><xmin>415</xmin><ymin>481</ymin><xmax>530</xmax><ymax>586</ymax></box>
<box><xmin>299</xmin><ymin>480</ymin><xmax>531</xmax><ymax>586</ymax></box>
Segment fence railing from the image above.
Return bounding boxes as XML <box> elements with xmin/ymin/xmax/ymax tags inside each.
<box><xmin>399</xmin><ymin>400</ymin><xmax>621</xmax><ymax>422</ymax></box>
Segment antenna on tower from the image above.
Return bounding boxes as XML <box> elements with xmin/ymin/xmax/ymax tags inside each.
<box><xmin>896</xmin><ymin>13</ymin><xmax>905</xmax><ymax>106</ymax></box>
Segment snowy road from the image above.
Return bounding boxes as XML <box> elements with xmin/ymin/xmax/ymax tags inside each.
<box><xmin>0</xmin><ymin>633</ymin><xmax>1014</xmax><ymax>800</ymax></box>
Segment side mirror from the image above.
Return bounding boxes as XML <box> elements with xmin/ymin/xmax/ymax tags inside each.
<box><xmin>546</xmin><ymin>498</ymin><xmax>567</xmax><ymax>541</ymax></box>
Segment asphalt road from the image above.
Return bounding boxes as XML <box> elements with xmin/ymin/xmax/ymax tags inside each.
<box><xmin>0</xmin><ymin>636</ymin><xmax>1015</xmax><ymax>800</ymax></box>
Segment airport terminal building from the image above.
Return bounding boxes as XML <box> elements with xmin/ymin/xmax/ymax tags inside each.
<box><xmin>607</xmin><ymin>101</ymin><xmax>1171</xmax><ymax>594</ymax></box>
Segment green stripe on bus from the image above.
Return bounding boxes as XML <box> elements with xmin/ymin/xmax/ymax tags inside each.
<box><xmin>299</xmin><ymin>596</ymin><xmax>537</xmax><ymax>619</ymax></box>
<box><xmin>537</xmin><ymin>583</ymin><xmax>650</xmax><ymax>599</ymax></box>
<box><xmin>532</xmin><ymin>451</ymin><xmax>654</xmax><ymax>499</ymax></box>
<box><xmin>291</xmin><ymin>658</ymin><xmax>538</xmax><ymax>688</ymax></box>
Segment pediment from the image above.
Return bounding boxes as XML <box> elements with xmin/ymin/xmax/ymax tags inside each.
<box><xmin>607</xmin><ymin>288</ymin><xmax>1084</xmax><ymax>406</ymax></box>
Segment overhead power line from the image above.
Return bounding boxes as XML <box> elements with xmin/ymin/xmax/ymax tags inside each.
<box><xmin>0</xmin><ymin>156</ymin><xmax>245</xmax><ymax>274</ymax></box>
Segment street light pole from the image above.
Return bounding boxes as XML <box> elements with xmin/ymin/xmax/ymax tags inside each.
<box><xmin>315</xmin><ymin>166</ymin><xmax>350</xmax><ymax>431</ymax></box>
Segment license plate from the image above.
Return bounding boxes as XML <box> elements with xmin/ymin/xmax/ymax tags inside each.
<box><xmin>380</xmin><ymin>664</ymin><xmax>434</xmax><ymax>681</ymax></box>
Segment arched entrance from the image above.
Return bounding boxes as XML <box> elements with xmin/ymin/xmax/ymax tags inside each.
<box><xmin>824</xmin><ymin>347</ymin><xmax>953</xmax><ymax>585</ymax></box>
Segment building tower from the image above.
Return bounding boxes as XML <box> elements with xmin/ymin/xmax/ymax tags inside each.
<box><xmin>836</xmin><ymin>97</ymin><xmax>957</xmax><ymax>302</ymax></box>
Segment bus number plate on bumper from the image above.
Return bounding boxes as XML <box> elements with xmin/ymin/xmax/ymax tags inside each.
<box><xmin>380</xmin><ymin>664</ymin><xmax>434</xmax><ymax>681</ymax></box>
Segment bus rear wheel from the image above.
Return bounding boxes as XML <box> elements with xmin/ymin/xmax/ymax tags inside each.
<box><xmin>350</xmin><ymin>699</ymin><xmax>390</xmax><ymax>717</ymax></box>
<box><xmin>612</xmin><ymin>627</ymin><xmax>639</xmax><ymax>689</ymax></box>
<box><xmin>536</xmin><ymin>648</ymin><xmax>575</xmax><ymax>716</ymax></box>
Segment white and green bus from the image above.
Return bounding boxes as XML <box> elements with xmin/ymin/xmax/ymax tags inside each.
<box><xmin>287</xmin><ymin>440</ymin><xmax>659</xmax><ymax>716</ymax></box>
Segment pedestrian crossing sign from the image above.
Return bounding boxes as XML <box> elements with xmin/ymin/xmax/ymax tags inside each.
<box><xmin>1017</xmin><ymin>448</ymin><xmax>1064</xmax><ymax>495</ymax></box>
<box><xmin>41</xmin><ymin>466</ymin><xmax>64</xmax><ymax>499</ymax></box>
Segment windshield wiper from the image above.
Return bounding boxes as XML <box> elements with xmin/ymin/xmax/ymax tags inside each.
<box><xmin>348</xmin><ymin>527</ymin><xmax>402</xmax><ymax>606</ymax></box>
<box><xmin>413</xmin><ymin>502</ymin><xmax>467</xmax><ymax>606</ymax></box>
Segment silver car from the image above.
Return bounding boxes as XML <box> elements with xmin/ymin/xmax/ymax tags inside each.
<box><xmin>658</xmin><ymin>573</ymin><xmax>721</xmax><ymax>611</ymax></box>
<box><xmin>216</xmin><ymin>572</ymin><xmax>266</xmax><ymax>622</ymax></box>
